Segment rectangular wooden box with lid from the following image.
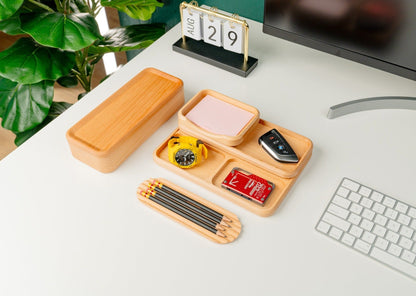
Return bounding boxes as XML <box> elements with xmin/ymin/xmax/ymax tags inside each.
<box><xmin>67</xmin><ymin>68</ymin><xmax>184</xmax><ymax>173</ymax></box>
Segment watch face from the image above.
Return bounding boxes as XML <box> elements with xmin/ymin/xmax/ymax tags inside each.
<box><xmin>175</xmin><ymin>149</ymin><xmax>196</xmax><ymax>167</ymax></box>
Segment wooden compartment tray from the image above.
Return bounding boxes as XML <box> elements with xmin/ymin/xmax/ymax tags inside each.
<box><xmin>178</xmin><ymin>89</ymin><xmax>260</xmax><ymax>146</ymax></box>
<box><xmin>67</xmin><ymin>68</ymin><xmax>184</xmax><ymax>173</ymax></box>
<box><xmin>178</xmin><ymin>90</ymin><xmax>311</xmax><ymax>178</ymax></box>
<box><xmin>137</xmin><ymin>178</ymin><xmax>241</xmax><ymax>244</ymax></box>
<box><xmin>153</xmin><ymin>120</ymin><xmax>313</xmax><ymax>217</ymax></box>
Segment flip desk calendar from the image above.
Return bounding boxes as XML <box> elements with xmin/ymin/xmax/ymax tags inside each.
<box><xmin>172</xmin><ymin>1</ymin><xmax>258</xmax><ymax>77</ymax></box>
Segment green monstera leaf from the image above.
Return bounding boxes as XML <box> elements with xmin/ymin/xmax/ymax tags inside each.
<box><xmin>90</xmin><ymin>23</ymin><xmax>165</xmax><ymax>54</ymax></box>
<box><xmin>14</xmin><ymin>101</ymin><xmax>72</xmax><ymax>146</ymax></box>
<box><xmin>0</xmin><ymin>38</ymin><xmax>76</xmax><ymax>84</ymax></box>
<box><xmin>0</xmin><ymin>0</ymin><xmax>24</xmax><ymax>21</ymax></box>
<box><xmin>101</xmin><ymin>0</ymin><xmax>164</xmax><ymax>21</ymax></box>
<box><xmin>0</xmin><ymin>14</ymin><xmax>24</xmax><ymax>35</ymax></box>
<box><xmin>0</xmin><ymin>1</ymin><xmax>47</xmax><ymax>35</ymax></box>
<box><xmin>20</xmin><ymin>12</ymin><xmax>101</xmax><ymax>51</ymax></box>
<box><xmin>0</xmin><ymin>77</ymin><xmax>54</xmax><ymax>133</ymax></box>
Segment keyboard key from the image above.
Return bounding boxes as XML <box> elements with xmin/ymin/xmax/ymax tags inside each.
<box><xmin>370</xmin><ymin>191</ymin><xmax>384</xmax><ymax>203</ymax></box>
<box><xmin>342</xmin><ymin>179</ymin><xmax>360</xmax><ymax>192</ymax></box>
<box><xmin>399</xmin><ymin>226</ymin><xmax>414</xmax><ymax>239</ymax></box>
<box><xmin>316</xmin><ymin>221</ymin><xmax>331</xmax><ymax>234</ymax></box>
<box><xmin>385</xmin><ymin>208</ymin><xmax>398</xmax><ymax>220</ymax></box>
<box><xmin>401</xmin><ymin>250</ymin><xmax>416</xmax><ymax>264</ymax></box>
<box><xmin>322</xmin><ymin>212</ymin><xmax>351</xmax><ymax>232</ymax></box>
<box><xmin>349</xmin><ymin>225</ymin><xmax>363</xmax><ymax>238</ymax></box>
<box><xmin>375</xmin><ymin>237</ymin><xmax>389</xmax><ymax>250</ymax></box>
<box><xmin>373</xmin><ymin>225</ymin><xmax>387</xmax><ymax>237</ymax></box>
<box><xmin>354</xmin><ymin>239</ymin><xmax>371</xmax><ymax>254</ymax></box>
<box><xmin>362</xmin><ymin>231</ymin><xmax>376</xmax><ymax>244</ymax></box>
<box><xmin>360</xmin><ymin>219</ymin><xmax>374</xmax><ymax>232</ymax></box>
<box><xmin>350</xmin><ymin>203</ymin><xmax>363</xmax><ymax>215</ymax></box>
<box><xmin>359</xmin><ymin>186</ymin><xmax>372</xmax><ymax>197</ymax></box>
<box><xmin>372</xmin><ymin>202</ymin><xmax>386</xmax><ymax>214</ymax></box>
<box><xmin>386</xmin><ymin>220</ymin><xmax>400</xmax><ymax>232</ymax></box>
<box><xmin>328</xmin><ymin>204</ymin><xmax>349</xmax><ymax>219</ymax></box>
<box><xmin>386</xmin><ymin>231</ymin><xmax>400</xmax><ymax>244</ymax></box>
<box><xmin>397</xmin><ymin>214</ymin><xmax>411</xmax><ymax>226</ymax></box>
<box><xmin>348</xmin><ymin>192</ymin><xmax>361</xmax><ymax>203</ymax></box>
<box><xmin>408</xmin><ymin>207</ymin><xmax>416</xmax><ymax>219</ymax></box>
<box><xmin>348</xmin><ymin>213</ymin><xmax>361</xmax><ymax>225</ymax></box>
<box><xmin>360</xmin><ymin>197</ymin><xmax>373</xmax><ymax>209</ymax></box>
<box><xmin>337</xmin><ymin>187</ymin><xmax>350</xmax><ymax>198</ymax></box>
<box><xmin>410</xmin><ymin>219</ymin><xmax>416</xmax><ymax>231</ymax></box>
<box><xmin>383</xmin><ymin>196</ymin><xmax>396</xmax><ymax>208</ymax></box>
<box><xmin>371</xmin><ymin>247</ymin><xmax>416</xmax><ymax>279</ymax></box>
<box><xmin>329</xmin><ymin>227</ymin><xmax>343</xmax><ymax>240</ymax></box>
<box><xmin>374</xmin><ymin>214</ymin><xmax>388</xmax><ymax>226</ymax></box>
<box><xmin>388</xmin><ymin>244</ymin><xmax>402</xmax><ymax>257</ymax></box>
<box><xmin>332</xmin><ymin>195</ymin><xmax>351</xmax><ymax>209</ymax></box>
<box><xmin>362</xmin><ymin>208</ymin><xmax>375</xmax><ymax>221</ymax></box>
<box><xmin>398</xmin><ymin>237</ymin><xmax>413</xmax><ymax>250</ymax></box>
<box><xmin>395</xmin><ymin>202</ymin><xmax>408</xmax><ymax>214</ymax></box>
<box><xmin>341</xmin><ymin>233</ymin><xmax>355</xmax><ymax>246</ymax></box>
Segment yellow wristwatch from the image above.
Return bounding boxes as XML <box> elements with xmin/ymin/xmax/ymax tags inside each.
<box><xmin>168</xmin><ymin>136</ymin><xmax>208</xmax><ymax>168</ymax></box>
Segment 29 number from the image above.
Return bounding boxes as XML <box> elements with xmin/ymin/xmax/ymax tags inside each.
<box><xmin>208</xmin><ymin>26</ymin><xmax>238</xmax><ymax>45</ymax></box>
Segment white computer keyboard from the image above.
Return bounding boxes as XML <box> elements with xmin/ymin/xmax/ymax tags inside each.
<box><xmin>316</xmin><ymin>178</ymin><xmax>416</xmax><ymax>281</ymax></box>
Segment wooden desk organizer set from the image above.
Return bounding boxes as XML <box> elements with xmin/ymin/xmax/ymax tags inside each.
<box><xmin>66</xmin><ymin>68</ymin><xmax>312</xmax><ymax>243</ymax></box>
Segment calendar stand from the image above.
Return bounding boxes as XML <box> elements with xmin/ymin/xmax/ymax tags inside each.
<box><xmin>172</xmin><ymin>38</ymin><xmax>258</xmax><ymax>77</ymax></box>
<box><xmin>173</xmin><ymin>1</ymin><xmax>258</xmax><ymax>77</ymax></box>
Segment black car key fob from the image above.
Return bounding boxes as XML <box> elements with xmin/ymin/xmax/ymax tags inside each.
<box><xmin>258</xmin><ymin>129</ymin><xmax>299</xmax><ymax>163</ymax></box>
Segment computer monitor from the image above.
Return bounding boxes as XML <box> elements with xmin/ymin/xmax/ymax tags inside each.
<box><xmin>263</xmin><ymin>0</ymin><xmax>416</xmax><ymax>81</ymax></box>
<box><xmin>263</xmin><ymin>0</ymin><xmax>416</xmax><ymax>117</ymax></box>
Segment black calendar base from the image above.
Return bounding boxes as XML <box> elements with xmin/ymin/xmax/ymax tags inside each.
<box><xmin>172</xmin><ymin>38</ymin><xmax>258</xmax><ymax>77</ymax></box>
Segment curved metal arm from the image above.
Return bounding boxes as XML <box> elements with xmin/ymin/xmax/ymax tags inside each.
<box><xmin>327</xmin><ymin>96</ymin><xmax>416</xmax><ymax>119</ymax></box>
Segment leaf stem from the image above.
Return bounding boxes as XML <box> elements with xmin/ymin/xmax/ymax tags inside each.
<box><xmin>53</xmin><ymin>0</ymin><xmax>62</xmax><ymax>11</ymax></box>
<box><xmin>28</xmin><ymin>0</ymin><xmax>55</xmax><ymax>12</ymax></box>
<box><xmin>72</xmin><ymin>48</ymin><xmax>95</xmax><ymax>94</ymax></box>
<box><xmin>63</xmin><ymin>0</ymin><xmax>70</xmax><ymax>14</ymax></box>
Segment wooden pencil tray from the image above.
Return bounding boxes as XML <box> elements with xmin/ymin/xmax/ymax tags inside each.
<box><xmin>153</xmin><ymin>121</ymin><xmax>313</xmax><ymax>217</ymax></box>
<box><xmin>178</xmin><ymin>89</ymin><xmax>260</xmax><ymax>146</ymax></box>
<box><xmin>66</xmin><ymin>68</ymin><xmax>184</xmax><ymax>173</ymax></box>
<box><xmin>137</xmin><ymin>179</ymin><xmax>241</xmax><ymax>244</ymax></box>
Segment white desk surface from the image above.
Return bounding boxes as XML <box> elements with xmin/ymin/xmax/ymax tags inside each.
<box><xmin>1</xmin><ymin>20</ymin><xmax>415</xmax><ymax>295</ymax></box>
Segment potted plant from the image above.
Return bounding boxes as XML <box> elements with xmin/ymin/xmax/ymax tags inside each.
<box><xmin>0</xmin><ymin>0</ymin><xmax>166</xmax><ymax>145</ymax></box>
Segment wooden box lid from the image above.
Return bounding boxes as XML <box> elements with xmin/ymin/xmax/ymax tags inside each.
<box><xmin>67</xmin><ymin>68</ymin><xmax>184</xmax><ymax>173</ymax></box>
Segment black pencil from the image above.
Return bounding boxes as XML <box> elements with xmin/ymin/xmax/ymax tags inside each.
<box><xmin>139</xmin><ymin>190</ymin><xmax>226</xmax><ymax>238</ymax></box>
<box><xmin>150</xmin><ymin>182</ymin><xmax>229</xmax><ymax>226</ymax></box>
<box><xmin>140</xmin><ymin>186</ymin><xmax>226</xmax><ymax>231</ymax></box>
<box><xmin>148</xmin><ymin>179</ymin><xmax>232</xmax><ymax>223</ymax></box>
<box><xmin>149</xmin><ymin>185</ymin><xmax>230</xmax><ymax>227</ymax></box>
<box><xmin>149</xmin><ymin>188</ymin><xmax>226</xmax><ymax>229</ymax></box>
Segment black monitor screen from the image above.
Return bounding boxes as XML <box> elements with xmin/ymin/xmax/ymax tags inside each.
<box><xmin>263</xmin><ymin>0</ymin><xmax>416</xmax><ymax>80</ymax></box>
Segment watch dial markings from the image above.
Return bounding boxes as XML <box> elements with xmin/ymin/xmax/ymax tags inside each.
<box><xmin>175</xmin><ymin>149</ymin><xmax>196</xmax><ymax>166</ymax></box>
